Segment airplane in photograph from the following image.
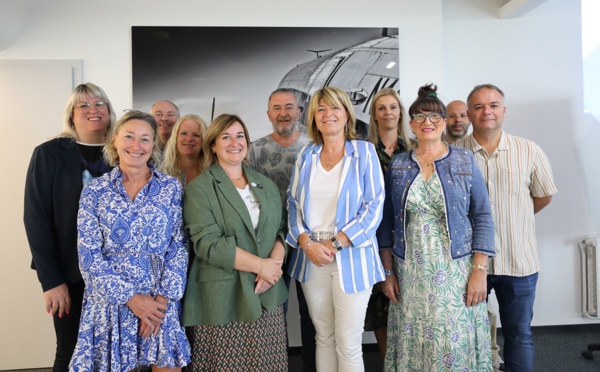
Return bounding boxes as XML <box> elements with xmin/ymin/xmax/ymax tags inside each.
<box><xmin>278</xmin><ymin>34</ymin><xmax>399</xmax><ymax>139</ymax></box>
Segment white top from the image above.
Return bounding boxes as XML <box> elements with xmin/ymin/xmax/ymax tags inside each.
<box><xmin>237</xmin><ymin>184</ymin><xmax>261</xmax><ymax>230</ymax></box>
<box><xmin>308</xmin><ymin>159</ymin><xmax>343</xmax><ymax>234</ymax></box>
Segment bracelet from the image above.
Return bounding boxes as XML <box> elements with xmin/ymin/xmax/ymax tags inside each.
<box><xmin>473</xmin><ymin>263</ymin><xmax>488</xmax><ymax>272</ymax></box>
<box><xmin>304</xmin><ymin>240</ymin><xmax>312</xmax><ymax>251</ymax></box>
<box><xmin>384</xmin><ymin>269</ymin><xmax>393</xmax><ymax>276</ymax></box>
<box><xmin>258</xmin><ymin>258</ymin><xmax>263</xmax><ymax>276</ymax></box>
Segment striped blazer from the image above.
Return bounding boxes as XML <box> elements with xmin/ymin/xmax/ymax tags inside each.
<box><xmin>286</xmin><ymin>140</ymin><xmax>385</xmax><ymax>293</ymax></box>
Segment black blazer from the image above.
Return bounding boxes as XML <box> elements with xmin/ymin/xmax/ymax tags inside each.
<box><xmin>23</xmin><ymin>138</ymin><xmax>87</xmax><ymax>291</ymax></box>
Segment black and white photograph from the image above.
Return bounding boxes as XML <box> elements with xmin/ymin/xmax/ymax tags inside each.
<box><xmin>132</xmin><ymin>26</ymin><xmax>399</xmax><ymax>138</ymax></box>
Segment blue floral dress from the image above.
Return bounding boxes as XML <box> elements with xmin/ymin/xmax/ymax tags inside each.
<box><xmin>69</xmin><ymin>167</ymin><xmax>191</xmax><ymax>372</ymax></box>
<box><xmin>385</xmin><ymin>173</ymin><xmax>492</xmax><ymax>371</ymax></box>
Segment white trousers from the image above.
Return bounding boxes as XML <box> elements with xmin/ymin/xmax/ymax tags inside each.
<box><xmin>301</xmin><ymin>260</ymin><xmax>372</xmax><ymax>372</ymax></box>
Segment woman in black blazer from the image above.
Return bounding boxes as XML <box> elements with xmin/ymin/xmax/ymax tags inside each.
<box><xmin>23</xmin><ymin>83</ymin><xmax>115</xmax><ymax>372</ymax></box>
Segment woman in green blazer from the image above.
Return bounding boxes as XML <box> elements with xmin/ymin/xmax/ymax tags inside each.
<box><xmin>183</xmin><ymin>114</ymin><xmax>288</xmax><ymax>372</ymax></box>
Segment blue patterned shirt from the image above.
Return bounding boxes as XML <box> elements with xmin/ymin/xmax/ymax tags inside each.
<box><xmin>77</xmin><ymin>166</ymin><xmax>188</xmax><ymax>304</ymax></box>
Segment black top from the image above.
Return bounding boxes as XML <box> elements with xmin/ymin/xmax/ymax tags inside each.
<box><xmin>23</xmin><ymin>138</ymin><xmax>111</xmax><ymax>291</ymax></box>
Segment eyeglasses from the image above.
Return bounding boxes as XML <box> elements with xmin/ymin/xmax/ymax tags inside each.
<box><xmin>412</xmin><ymin>113</ymin><xmax>443</xmax><ymax>124</ymax></box>
<box><xmin>74</xmin><ymin>101</ymin><xmax>108</xmax><ymax>112</ymax></box>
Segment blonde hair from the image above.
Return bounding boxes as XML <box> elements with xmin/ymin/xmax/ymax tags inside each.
<box><xmin>367</xmin><ymin>88</ymin><xmax>411</xmax><ymax>150</ymax></box>
<box><xmin>202</xmin><ymin>114</ymin><xmax>251</xmax><ymax>169</ymax></box>
<box><xmin>306</xmin><ymin>87</ymin><xmax>357</xmax><ymax>144</ymax></box>
<box><xmin>160</xmin><ymin>114</ymin><xmax>208</xmax><ymax>182</ymax></box>
<box><xmin>58</xmin><ymin>83</ymin><xmax>116</xmax><ymax>141</ymax></box>
<box><xmin>103</xmin><ymin>110</ymin><xmax>162</xmax><ymax>167</ymax></box>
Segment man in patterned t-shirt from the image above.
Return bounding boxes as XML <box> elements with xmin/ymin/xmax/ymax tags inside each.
<box><xmin>247</xmin><ymin>88</ymin><xmax>315</xmax><ymax>372</ymax></box>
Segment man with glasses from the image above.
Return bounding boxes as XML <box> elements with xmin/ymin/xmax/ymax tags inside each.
<box><xmin>150</xmin><ymin>100</ymin><xmax>180</xmax><ymax>149</ymax></box>
<box><xmin>456</xmin><ymin>84</ymin><xmax>557</xmax><ymax>372</ymax></box>
<box><xmin>445</xmin><ymin>100</ymin><xmax>471</xmax><ymax>143</ymax></box>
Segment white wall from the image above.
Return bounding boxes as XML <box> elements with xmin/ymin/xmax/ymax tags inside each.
<box><xmin>1</xmin><ymin>0</ymin><xmax>597</xmax><ymax>369</ymax></box>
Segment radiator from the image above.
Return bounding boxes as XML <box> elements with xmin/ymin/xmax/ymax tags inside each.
<box><xmin>579</xmin><ymin>236</ymin><xmax>600</xmax><ymax>319</ymax></box>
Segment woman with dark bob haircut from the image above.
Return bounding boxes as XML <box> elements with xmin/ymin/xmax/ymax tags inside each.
<box><xmin>377</xmin><ymin>84</ymin><xmax>495</xmax><ymax>371</ymax></box>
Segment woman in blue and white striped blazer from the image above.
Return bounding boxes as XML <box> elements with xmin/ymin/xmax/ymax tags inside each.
<box><xmin>286</xmin><ymin>86</ymin><xmax>385</xmax><ymax>372</ymax></box>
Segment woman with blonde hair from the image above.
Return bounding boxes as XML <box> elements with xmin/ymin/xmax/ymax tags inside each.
<box><xmin>365</xmin><ymin>87</ymin><xmax>409</xmax><ymax>359</ymax></box>
<box><xmin>183</xmin><ymin>114</ymin><xmax>288</xmax><ymax>371</ymax></box>
<box><xmin>287</xmin><ymin>86</ymin><xmax>385</xmax><ymax>371</ymax></box>
<box><xmin>24</xmin><ymin>82</ymin><xmax>115</xmax><ymax>371</ymax></box>
<box><xmin>161</xmin><ymin>114</ymin><xmax>207</xmax><ymax>186</ymax></box>
<box><xmin>70</xmin><ymin>110</ymin><xmax>191</xmax><ymax>371</ymax></box>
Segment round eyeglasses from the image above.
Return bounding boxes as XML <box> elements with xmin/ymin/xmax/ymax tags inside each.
<box><xmin>412</xmin><ymin>113</ymin><xmax>443</xmax><ymax>124</ymax></box>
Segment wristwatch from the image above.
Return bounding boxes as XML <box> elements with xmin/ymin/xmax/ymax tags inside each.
<box><xmin>330</xmin><ymin>236</ymin><xmax>343</xmax><ymax>249</ymax></box>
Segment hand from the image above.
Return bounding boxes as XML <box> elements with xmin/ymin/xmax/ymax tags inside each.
<box><xmin>381</xmin><ymin>273</ymin><xmax>400</xmax><ymax>303</ymax></box>
<box><xmin>257</xmin><ymin>257</ymin><xmax>284</xmax><ymax>286</ymax></box>
<box><xmin>139</xmin><ymin>318</ymin><xmax>157</xmax><ymax>338</ymax></box>
<box><xmin>305</xmin><ymin>241</ymin><xmax>334</xmax><ymax>267</ymax></box>
<box><xmin>466</xmin><ymin>270</ymin><xmax>487</xmax><ymax>307</ymax></box>
<box><xmin>254</xmin><ymin>276</ymin><xmax>274</xmax><ymax>294</ymax></box>
<box><xmin>43</xmin><ymin>283</ymin><xmax>71</xmax><ymax>318</ymax></box>
<box><xmin>126</xmin><ymin>294</ymin><xmax>168</xmax><ymax>336</ymax></box>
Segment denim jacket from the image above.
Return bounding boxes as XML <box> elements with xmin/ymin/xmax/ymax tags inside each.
<box><xmin>377</xmin><ymin>145</ymin><xmax>495</xmax><ymax>260</ymax></box>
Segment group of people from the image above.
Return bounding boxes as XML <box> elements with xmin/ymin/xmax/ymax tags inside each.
<box><xmin>24</xmin><ymin>80</ymin><xmax>556</xmax><ymax>372</ymax></box>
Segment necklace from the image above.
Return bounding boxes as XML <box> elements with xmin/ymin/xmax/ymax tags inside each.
<box><xmin>122</xmin><ymin>173</ymin><xmax>151</xmax><ymax>185</ymax></box>
<box><xmin>415</xmin><ymin>143</ymin><xmax>446</xmax><ymax>168</ymax></box>
<box><xmin>323</xmin><ymin>147</ymin><xmax>343</xmax><ymax>169</ymax></box>
<box><xmin>382</xmin><ymin>140</ymin><xmax>397</xmax><ymax>151</ymax></box>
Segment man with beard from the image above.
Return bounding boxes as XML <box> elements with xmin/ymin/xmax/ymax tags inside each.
<box><xmin>445</xmin><ymin>100</ymin><xmax>471</xmax><ymax>143</ymax></box>
<box><xmin>247</xmin><ymin>88</ymin><xmax>315</xmax><ymax>372</ymax></box>
<box><xmin>151</xmin><ymin>99</ymin><xmax>180</xmax><ymax>149</ymax></box>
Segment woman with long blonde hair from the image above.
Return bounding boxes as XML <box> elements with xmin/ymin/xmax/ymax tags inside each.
<box><xmin>161</xmin><ymin>114</ymin><xmax>207</xmax><ymax>186</ymax></box>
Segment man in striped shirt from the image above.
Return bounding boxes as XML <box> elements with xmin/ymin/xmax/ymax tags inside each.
<box><xmin>456</xmin><ymin>84</ymin><xmax>557</xmax><ymax>372</ymax></box>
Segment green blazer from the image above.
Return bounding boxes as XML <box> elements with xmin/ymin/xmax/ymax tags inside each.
<box><xmin>182</xmin><ymin>163</ymin><xmax>288</xmax><ymax>326</ymax></box>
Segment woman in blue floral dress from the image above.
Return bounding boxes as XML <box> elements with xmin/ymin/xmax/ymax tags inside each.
<box><xmin>377</xmin><ymin>84</ymin><xmax>495</xmax><ymax>371</ymax></box>
<box><xmin>69</xmin><ymin>110</ymin><xmax>191</xmax><ymax>372</ymax></box>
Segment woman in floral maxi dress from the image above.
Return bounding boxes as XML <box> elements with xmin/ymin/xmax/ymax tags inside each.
<box><xmin>377</xmin><ymin>84</ymin><xmax>495</xmax><ymax>371</ymax></box>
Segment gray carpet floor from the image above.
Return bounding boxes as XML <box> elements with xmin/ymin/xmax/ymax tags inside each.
<box><xmin>5</xmin><ymin>327</ymin><xmax>600</xmax><ymax>372</ymax></box>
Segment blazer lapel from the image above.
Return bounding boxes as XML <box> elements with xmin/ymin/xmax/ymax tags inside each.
<box><xmin>61</xmin><ymin>138</ymin><xmax>84</xmax><ymax>189</ymax></box>
<box><xmin>335</xmin><ymin>141</ymin><xmax>358</xmax><ymax>227</ymax></box>
<box><xmin>244</xmin><ymin>167</ymin><xmax>271</xmax><ymax>231</ymax></box>
<box><xmin>211</xmin><ymin>165</ymin><xmax>256</xmax><ymax>236</ymax></box>
<box><xmin>336</xmin><ymin>141</ymin><xmax>355</xmax><ymax>202</ymax></box>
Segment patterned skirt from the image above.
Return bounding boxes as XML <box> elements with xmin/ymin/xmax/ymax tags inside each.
<box><xmin>186</xmin><ymin>306</ymin><xmax>287</xmax><ymax>372</ymax></box>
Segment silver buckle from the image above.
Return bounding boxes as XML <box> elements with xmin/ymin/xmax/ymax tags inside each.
<box><xmin>309</xmin><ymin>231</ymin><xmax>334</xmax><ymax>242</ymax></box>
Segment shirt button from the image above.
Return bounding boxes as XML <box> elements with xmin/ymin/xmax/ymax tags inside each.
<box><xmin>257</xmin><ymin>238</ymin><xmax>261</xmax><ymax>243</ymax></box>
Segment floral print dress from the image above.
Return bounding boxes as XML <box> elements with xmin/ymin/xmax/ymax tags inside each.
<box><xmin>69</xmin><ymin>167</ymin><xmax>191</xmax><ymax>372</ymax></box>
<box><xmin>385</xmin><ymin>172</ymin><xmax>492</xmax><ymax>371</ymax></box>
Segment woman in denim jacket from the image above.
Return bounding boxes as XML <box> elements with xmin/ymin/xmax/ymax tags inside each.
<box><xmin>377</xmin><ymin>84</ymin><xmax>495</xmax><ymax>371</ymax></box>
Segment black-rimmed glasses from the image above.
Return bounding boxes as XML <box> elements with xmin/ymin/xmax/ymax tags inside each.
<box><xmin>411</xmin><ymin>113</ymin><xmax>443</xmax><ymax>124</ymax></box>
